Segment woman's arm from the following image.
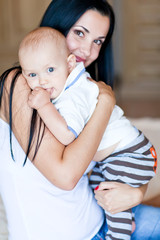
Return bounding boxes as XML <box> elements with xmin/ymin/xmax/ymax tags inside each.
<box><xmin>2</xmin><ymin>73</ymin><xmax>115</xmax><ymax>190</ymax></box>
<box><xmin>94</xmin><ymin>182</ymin><xmax>147</xmax><ymax>214</ymax></box>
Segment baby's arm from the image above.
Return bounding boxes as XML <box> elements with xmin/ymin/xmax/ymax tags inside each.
<box><xmin>28</xmin><ymin>87</ymin><xmax>75</xmax><ymax>145</ymax></box>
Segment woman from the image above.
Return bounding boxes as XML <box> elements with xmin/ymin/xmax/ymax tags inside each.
<box><xmin>0</xmin><ymin>0</ymin><xmax>160</xmax><ymax>239</ymax></box>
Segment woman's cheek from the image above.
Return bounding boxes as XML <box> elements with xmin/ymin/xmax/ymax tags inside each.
<box><xmin>67</xmin><ymin>42</ymin><xmax>77</xmax><ymax>53</ymax></box>
<box><xmin>89</xmin><ymin>52</ymin><xmax>99</xmax><ymax>65</ymax></box>
<box><xmin>66</xmin><ymin>36</ymin><xmax>79</xmax><ymax>53</ymax></box>
<box><xmin>66</xmin><ymin>36</ymin><xmax>74</xmax><ymax>52</ymax></box>
<box><xmin>93</xmin><ymin>48</ymin><xmax>101</xmax><ymax>62</ymax></box>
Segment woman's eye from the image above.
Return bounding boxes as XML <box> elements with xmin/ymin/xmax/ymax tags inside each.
<box><xmin>48</xmin><ymin>67</ymin><xmax>54</xmax><ymax>73</ymax></box>
<box><xmin>74</xmin><ymin>30</ymin><xmax>84</xmax><ymax>37</ymax></box>
<box><xmin>94</xmin><ymin>39</ymin><xmax>103</xmax><ymax>46</ymax></box>
<box><xmin>29</xmin><ymin>73</ymin><xmax>36</xmax><ymax>77</ymax></box>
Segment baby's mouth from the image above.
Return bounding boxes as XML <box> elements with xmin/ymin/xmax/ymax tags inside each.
<box><xmin>46</xmin><ymin>88</ymin><xmax>54</xmax><ymax>96</ymax></box>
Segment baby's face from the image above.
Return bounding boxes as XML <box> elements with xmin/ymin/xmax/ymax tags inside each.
<box><xmin>20</xmin><ymin>41</ymin><xmax>69</xmax><ymax>99</ymax></box>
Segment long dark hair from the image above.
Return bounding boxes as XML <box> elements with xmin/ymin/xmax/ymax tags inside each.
<box><xmin>0</xmin><ymin>66</ymin><xmax>45</xmax><ymax>165</ymax></box>
<box><xmin>40</xmin><ymin>0</ymin><xmax>115</xmax><ymax>88</ymax></box>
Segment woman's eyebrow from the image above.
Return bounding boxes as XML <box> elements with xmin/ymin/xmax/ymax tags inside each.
<box><xmin>75</xmin><ymin>25</ymin><xmax>89</xmax><ymax>33</ymax></box>
<box><xmin>98</xmin><ymin>36</ymin><xmax>106</xmax><ymax>39</ymax></box>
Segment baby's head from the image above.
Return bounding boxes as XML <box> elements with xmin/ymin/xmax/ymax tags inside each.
<box><xmin>18</xmin><ymin>27</ymin><xmax>76</xmax><ymax>99</ymax></box>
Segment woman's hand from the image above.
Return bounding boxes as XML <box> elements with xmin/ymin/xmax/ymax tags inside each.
<box><xmin>94</xmin><ymin>181</ymin><xmax>147</xmax><ymax>214</ymax></box>
<box><xmin>88</xmin><ymin>78</ymin><xmax>116</xmax><ymax>108</ymax></box>
<box><xmin>96</xmin><ymin>81</ymin><xmax>115</xmax><ymax>101</ymax></box>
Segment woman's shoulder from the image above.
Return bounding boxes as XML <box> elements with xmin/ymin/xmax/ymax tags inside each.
<box><xmin>0</xmin><ymin>67</ymin><xmax>31</xmax><ymax>125</ymax></box>
<box><xmin>5</xmin><ymin>67</ymin><xmax>29</xmax><ymax>93</ymax></box>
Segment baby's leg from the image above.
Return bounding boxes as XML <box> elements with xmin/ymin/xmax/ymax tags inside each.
<box><xmin>131</xmin><ymin>214</ymin><xmax>136</xmax><ymax>233</ymax></box>
<box><xmin>89</xmin><ymin>162</ymin><xmax>105</xmax><ymax>190</ymax></box>
<box><xmin>105</xmin><ymin>208</ymin><xmax>132</xmax><ymax>240</ymax></box>
<box><xmin>98</xmin><ymin>131</ymin><xmax>157</xmax><ymax>240</ymax></box>
<box><xmin>90</xmin><ymin>165</ymin><xmax>133</xmax><ymax>240</ymax></box>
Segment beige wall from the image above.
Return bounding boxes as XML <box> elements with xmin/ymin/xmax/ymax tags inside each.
<box><xmin>119</xmin><ymin>0</ymin><xmax>160</xmax><ymax>100</ymax></box>
<box><xmin>0</xmin><ymin>0</ymin><xmax>50</xmax><ymax>73</ymax></box>
<box><xmin>112</xmin><ymin>0</ymin><xmax>160</xmax><ymax>117</ymax></box>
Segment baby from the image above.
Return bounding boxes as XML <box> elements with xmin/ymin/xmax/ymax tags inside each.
<box><xmin>18</xmin><ymin>27</ymin><xmax>157</xmax><ymax>240</ymax></box>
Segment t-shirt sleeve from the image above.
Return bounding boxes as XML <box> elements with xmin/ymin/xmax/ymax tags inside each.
<box><xmin>54</xmin><ymin>82</ymin><xmax>99</xmax><ymax>138</ymax></box>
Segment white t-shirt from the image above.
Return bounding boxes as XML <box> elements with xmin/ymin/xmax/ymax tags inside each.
<box><xmin>53</xmin><ymin>62</ymin><xmax>139</xmax><ymax>151</ymax></box>
<box><xmin>0</xmin><ymin>118</ymin><xmax>103</xmax><ymax>240</ymax></box>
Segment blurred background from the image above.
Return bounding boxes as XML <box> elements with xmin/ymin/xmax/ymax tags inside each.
<box><xmin>111</xmin><ymin>0</ymin><xmax>160</xmax><ymax>118</ymax></box>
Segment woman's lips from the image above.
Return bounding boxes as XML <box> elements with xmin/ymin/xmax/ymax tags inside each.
<box><xmin>76</xmin><ymin>56</ymin><xmax>86</xmax><ymax>64</ymax></box>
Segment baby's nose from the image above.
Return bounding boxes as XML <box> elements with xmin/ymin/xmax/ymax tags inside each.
<box><xmin>39</xmin><ymin>77</ymin><xmax>48</xmax><ymax>85</ymax></box>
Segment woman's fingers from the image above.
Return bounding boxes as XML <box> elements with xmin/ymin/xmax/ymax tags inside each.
<box><xmin>94</xmin><ymin>182</ymin><xmax>142</xmax><ymax>214</ymax></box>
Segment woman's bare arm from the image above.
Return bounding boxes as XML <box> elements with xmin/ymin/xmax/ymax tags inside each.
<box><xmin>1</xmin><ymin>72</ymin><xmax>115</xmax><ymax>190</ymax></box>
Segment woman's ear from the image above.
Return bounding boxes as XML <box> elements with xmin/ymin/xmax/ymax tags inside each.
<box><xmin>67</xmin><ymin>54</ymin><xmax>76</xmax><ymax>73</ymax></box>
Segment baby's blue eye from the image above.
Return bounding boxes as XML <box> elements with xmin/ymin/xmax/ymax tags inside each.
<box><xmin>48</xmin><ymin>67</ymin><xmax>54</xmax><ymax>73</ymax></box>
<box><xmin>29</xmin><ymin>73</ymin><xmax>36</xmax><ymax>77</ymax></box>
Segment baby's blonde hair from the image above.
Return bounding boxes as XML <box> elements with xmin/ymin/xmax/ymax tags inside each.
<box><xmin>18</xmin><ymin>27</ymin><xmax>69</xmax><ymax>60</ymax></box>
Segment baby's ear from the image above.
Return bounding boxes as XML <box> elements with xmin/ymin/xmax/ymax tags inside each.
<box><xmin>67</xmin><ymin>54</ymin><xmax>76</xmax><ymax>73</ymax></box>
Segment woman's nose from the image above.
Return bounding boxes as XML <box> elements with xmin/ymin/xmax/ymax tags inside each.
<box><xmin>81</xmin><ymin>41</ymin><xmax>92</xmax><ymax>57</ymax></box>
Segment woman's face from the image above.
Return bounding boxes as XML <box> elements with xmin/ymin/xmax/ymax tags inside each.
<box><xmin>66</xmin><ymin>10</ymin><xmax>110</xmax><ymax>67</ymax></box>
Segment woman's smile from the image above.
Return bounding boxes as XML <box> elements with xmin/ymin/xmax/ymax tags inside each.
<box><xmin>75</xmin><ymin>56</ymin><xmax>86</xmax><ymax>64</ymax></box>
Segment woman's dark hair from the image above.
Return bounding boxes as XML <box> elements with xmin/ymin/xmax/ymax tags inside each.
<box><xmin>0</xmin><ymin>67</ymin><xmax>45</xmax><ymax>165</ymax></box>
<box><xmin>40</xmin><ymin>0</ymin><xmax>115</xmax><ymax>88</ymax></box>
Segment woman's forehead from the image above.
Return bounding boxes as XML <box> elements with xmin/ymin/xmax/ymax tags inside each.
<box><xmin>74</xmin><ymin>10</ymin><xmax>110</xmax><ymax>37</ymax></box>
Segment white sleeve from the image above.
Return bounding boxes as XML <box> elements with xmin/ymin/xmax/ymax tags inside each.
<box><xmin>58</xmin><ymin>95</ymin><xmax>88</xmax><ymax>138</ymax></box>
<box><xmin>54</xmin><ymin>82</ymin><xmax>98</xmax><ymax>138</ymax></box>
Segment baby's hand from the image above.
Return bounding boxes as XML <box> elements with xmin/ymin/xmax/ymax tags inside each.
<box><xmin>28</xmin><ymin>87</ymin><xmax>50</xmax><ymax>110</ymax></box>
